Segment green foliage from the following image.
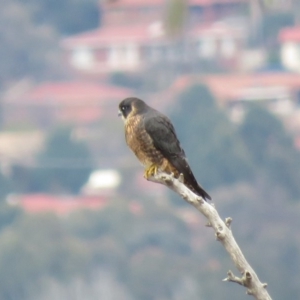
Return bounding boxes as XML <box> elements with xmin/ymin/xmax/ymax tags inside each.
<box><xmin>170</xmin><ymin>83</ymin><xmax>253</xmax><ymax>191</ymax></box>
<box><xmin>0</xmin><ymin>213</ymin><xmax>90</xmax><ymax>300</ymax></box>
<box><xmin>0</xmin><ymin>172</ymin><xmax>12</xmax><ymax>200</ymax></box>
<box><xmin>260</xmin><ymin>12</ymin><xmax>294</xmax><ymax>66</ymax></box>
<box><xmin>0</xmin><ymin>204</ymin><xmax>21</xmax><ymax>231</ymax></box>
<box><xmin>32</xmin><ymin>126</ymin><xmax>93</xmax><ymax>193</ymax></box>
<box><xmin>0</xmin><ymin>193</ymin><xmax>297</xmax><ymax>300</ymax></box>
<box><xmin>0</xmin><ymin>0</ymin><xmax>61</xmax><ymax>87</ymax></box>
<box><xmin>165</xmin><ymin>0</ymin><xmax>187</xmax><ymax>36</ymax></box>
<box><xmin>0</xmin><ymin>200</ymin><xmax>197</xmax><ymax>300</ymax></box>
<box><xmin>169</xmin><ymin>83</ymin><xmax>300</xmax><ymax>202</ymax></box>
<box><xmin>239</xmin><ymin>106</ymin><xmax>290</xmax><ymax>164</ymax></box>
<box><xmin>239</xmin><ymin>105</ymin><xmax>300</xmax><ymax>200</ymax></box>
<box><xmin>110</xmin><ymin>72</ymin><xmax>143</xmax><ymax>90</ymax></box>
<box><xmin>10</xmin><ymin>164</ymin><xmax>34</xmax><ymax>194</ymax></box>
<box><xmin>0</xmin><ymin>0</ymin><xmax>99</xmax><ymax>87</ymax></box>
<box><xmin>261</xmin><ymin>12</ymin><xmax>294</xmax><ymax>43</ymax></box>
<box><xmin>22</xmin><ymin>0</ymin><xmax>99</xmax><ymax>35</ymax></box>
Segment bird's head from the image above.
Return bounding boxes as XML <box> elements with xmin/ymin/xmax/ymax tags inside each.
<box><xmin>118</xmin><ymin>97</ymin><xmax>148</xmax><ymax>120</ymax></box>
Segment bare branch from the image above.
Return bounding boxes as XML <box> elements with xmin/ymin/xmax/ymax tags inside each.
<box><xmin>225</xmin><ymin>217</ymin><xmax>232</xmax><ymax>228</ymax></box>
<box><xmin>148</xmin><ymin>172</ymin><xmax>272</xmax><ymax>300</ymax></box>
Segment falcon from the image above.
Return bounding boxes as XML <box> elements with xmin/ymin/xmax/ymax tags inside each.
<box><xmin>118</xmin><ymin>97</ymin><xmax>211</xmax><ymax>201</ymax></box>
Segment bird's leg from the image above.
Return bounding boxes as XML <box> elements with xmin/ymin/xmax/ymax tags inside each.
<box><xmin>178</xmin><ymin>173</ymin><xmax>184</xmax><ymax>183</ymax></box>
<box><xmin>144</xmin><ymin>164</ymin><xmax>158</xmax><ymax>179</ymax></box>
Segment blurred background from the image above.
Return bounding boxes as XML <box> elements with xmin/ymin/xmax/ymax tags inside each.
<box><xmin>0</xmin><ymin>0</ymin><xmax>300</xmax><ymax>299</ymax></box>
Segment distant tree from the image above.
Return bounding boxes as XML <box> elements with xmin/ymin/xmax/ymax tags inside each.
<box><xmin>0</xmin><ymin>194</ymin><xmax>295</xmax><ymax>300</ymax></box>
<box><xmin>239</xmin><ymin>106</ymin><xmax>290</xmax><ymax>164</ymax></box>
<box><xmin>24</xmin><ymin>0</ymin><xmax>100</xmax><ymax>35</ymax></box>
<box><xmin>32</xmin><ymin>126</ymin><xmax>93</xmax><ymax>194</ymax></box>
<box><xmin>0</xmin><ymin>0</ymin><xmax>61</xmax><ymax>87</ymax></box>
<box><xmin>261</xmin><ymin>12</ymin><xmax>294</xmax><ymax>44</ymax></box>
<box><xmin>10</xmin><ymin>164</ymin><xmax>34</xmax><ymax>194</ymax></box>
<box><xmin>170</xmin><ymin>84</ymin><xmax>253</xmax><ymax>192</ymax></box>
<box><xmin>292</xmin><ymin>0</ymin><xmax>300</xmax><ymax>25</ymax></box>
<box><xmin>259</xmin><ymin>12</ymin><xmax>294</xmax><ymax>66</ymax></box>
<box><xmin>165</xmin><ymin>0</ymin><xmax>187</xmax><ymax>36</ymax></box>
<box><xmin>0</xmin><ymin>171</ymin><xmax>12</xmax><ymax>200</ymax></box>
<box><xmin>0</xmin><ymin>203</ymin><xmax>20</xmax><ymax>231</ymax></box>
<box><xmin>0</xmin><ymin>0</ymin><xmax>100</xmax><ymax>88</ymax></box>
<box><xmin>110</xmin><ymin>72</ymin><xmax>143</xmax><ymax>90</ymax></box>
<box><xmin>239</xmin><ymin>106</ymin><xmax>300</xmax><ymax>200</ymax></box>
<box><xmin>0</xmin><ymin>213</ymin><xmax>91</xmax><ymax>300</ymax></box>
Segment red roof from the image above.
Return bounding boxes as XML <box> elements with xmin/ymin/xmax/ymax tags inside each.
<box><xmin>104</xmin><ymin>0</ymin><xmax>164</xmax><ymax>7</ymax></box>
<box><xmin>6</xmin><ymin>81</ymin><xmax>133</xmax><ymax>124</ymax></box>
<box><xmin>104</xmin><ymin>0</ymin><xmax>245</xmax><ymax>7</ymax></box>
<box><xmin>191</xmin><ymin>22</ymin><xmax>245</xmax><ymax>38</ymax></box>
<box><xmin>156</xmin><ymin>73</ymin><xmax>300</xmax><ymax>108</ymax></box>
<box><xmin>12</xmin><ymin>193</ymin><xmax>108</xmax><ymax>215</ymax></box>
<box><xmin>63</xmin><ymin>23</ymin><xmax>164</xmax><ymax>48</ymax></box>
<box><xmin>63</xmin><ymin>21</ymin><xmax>244</xmax><ymax>49</ymax></box>
<box><xmin>26</xmin><ymin>82</ymin><xmax>132</xmax><ymax>103</ymax></box>
<box><xmin>203</xmin><ymin>73</ymin><xmax>300</xmax><ymax>103</ymax></box>
<box><xmin>279</xmin><ymin>27</ymin><xmax>300</xmax><ymax>42</ymax></box>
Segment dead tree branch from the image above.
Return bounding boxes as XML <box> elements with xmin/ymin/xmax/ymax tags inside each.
<box><xmin>148</xmin><ymin>172</ymin><xmax>272</xmax><ymax>300</ymax></box>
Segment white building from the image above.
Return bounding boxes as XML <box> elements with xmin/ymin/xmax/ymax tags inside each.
<box><xmin>279</xmin><ymin>26</ymin><xmax>300</xmax><ymax>73</ymax></box>
<box><xmin>61</xmin><ymin>0</ymin><xmax>248</xmax><ymax>77</ymax></box>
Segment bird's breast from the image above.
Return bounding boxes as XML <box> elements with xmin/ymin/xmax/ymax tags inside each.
<box><xmin>125</xmin><ymin>115</ymin><xmax>163</xmax><ymax>167</ymax></box>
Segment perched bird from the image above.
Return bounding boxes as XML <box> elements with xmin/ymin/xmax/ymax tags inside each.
<box><xmin>118</xmin><ymin>97</ymin><xmax>211</xmax><ymax>201</ymax></box>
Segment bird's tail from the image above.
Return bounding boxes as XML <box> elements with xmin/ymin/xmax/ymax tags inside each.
<box><xmin>169</xmin><ymin>157</ymin><xmax>211</xmax><ymax>201</ymax></box>
<box><xmin>181</xmin><ymin>165</ymin><xmax>211</xmax><ymax>201</ymax></box>
<box><xmin>186</xmin><ymin>181</ymin><xmax>211</xmax><ymax>201</ymax></box>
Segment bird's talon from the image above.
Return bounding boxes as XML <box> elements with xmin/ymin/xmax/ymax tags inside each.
<box><xmin>144</xmin><ymin>165</ymin><xmax>158</xmax><ymax>179</ymax></box>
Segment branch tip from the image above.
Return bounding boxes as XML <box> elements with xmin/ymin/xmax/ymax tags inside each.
<box><xmin>245</xmin><ymin>271</ymin><xmax>252</xmax><ymax>285</ymax></box>
<box><xmin>246</xmin><ymin>289</ymin><xmax>254</xmax><ymax>296</ymax></box>
<box><xmin>225</xmin><ymin>217</ymin><xmax>232</xmax><ymax>228</ymax></box>
<box><xmin>215</xmin><ymin>224</ymin><xmax>225</xmax><ymax>240</ymax></box>
<box><xmin>222</xmin><ymin>277</ymin><xmax>228</xmax><ymax>282</ymax></box>
<box><xmin>205</xmin><ymin>221</ymin><xmax>212</xmax><ymax>227</ymax></box>
<box><xmin>216</xmin><ymin>230</ymin><xmax>225</xmax><ymax>240</ymax></box>
<box><xmin>224</xmin><ymin>270</ymin><xmax>244</xmax><ymax>286</ymax></box>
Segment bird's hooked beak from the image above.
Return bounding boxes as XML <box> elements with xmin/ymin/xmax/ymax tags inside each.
<box><xmin>118</xmin><ymin>109</ymin><xmax>126</xmax><ymax>122</ymax></box>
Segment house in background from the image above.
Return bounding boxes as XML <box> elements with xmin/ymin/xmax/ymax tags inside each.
<box><xmin>279</xmin><ymin>26</ymin><xmax>300</xmax><ymax>73</ymax></box>
<box><xmin>3</xmin><ymin>81</ymin><xmax>132</xmax><ymax>128</ymax></box>
<box><xmin>62</xmin><ymin>0</ymin><xmax>248</xmax><ymax>77</ymax></box>
<box><xmin>101</xmin><ymin>0</ymin><xmax>246</xmax><ymax>27</ymax></box>
<box><xmin>7</xmin><ymin>193</ymin><xmax>109</xmax><ymax>215</ymax></box>
<box><xmin>202</xmin><ymin>73</ymin><xmax>300</xmax><ymax>123</ymax></box>
<box><xmin>155</xmin><ymin>73</ymin><xmax>300</xmax><ymax>144</ymax></box>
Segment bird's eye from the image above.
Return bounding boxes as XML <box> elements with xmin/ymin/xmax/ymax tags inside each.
<box><xmin>122</xmin><ymin>106</ymin><xmax>126</xmax><ymax>111</ymax></box>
